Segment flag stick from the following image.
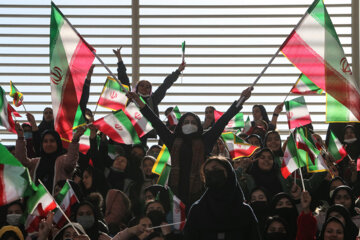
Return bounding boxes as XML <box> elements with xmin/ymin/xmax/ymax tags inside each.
<box><xmin>38</xmin><ymin>179</ymin><xmax>81</xmax><ymax>236</ymax></box>
<box><xmin>22</xmin><ymin>104</ymin><xmax>27</xmax><ymax>112</ymax></box>
<box><xmin>236</xmin><ymin>4</ymin><xmax>310</xmax><ymax>108</ymax></box>
<box><xmin>147</xmin><ymin>221</ymin><xmax>186</xmax><ymax>230</ymax></box>
<box><xmin>298</xmin><ymin>167</ymin><xmax>306</xmax><ymax>191</ymax></box>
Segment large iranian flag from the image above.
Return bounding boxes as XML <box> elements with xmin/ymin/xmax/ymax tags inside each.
<box><xmin>0</xmin><ymin>143</ymin><xmax>35</xmax><ymax>206</ymax></box>
<box><xmin>221</xmin><ymin>132</ymin><xmax>258</xmax><ymax>160</ymax></box>
<box><xmin>97</xmin><ymin>76</ymin><xmax>129</xmax><ymax>111</ymax></box>
<box><xmin>326</xmin><ymin>94</ymin><xmax>359</xmax><ymax>122</ymax></box>
<box><xmin>25</xmin><ymin>184</ymin><xmax>57</xmax><ymax>233</ymax></box>
<box><xmin>50</xmin><ymin>2</ymin><xmax>95</xmax><ymax>142</ymax></box>
<box><xmin>93</xmin><ymin>110</ymin><xmax>141</xmax><ymax>145</ymax></box>
<box><xmin>281</xmin><ymin>0</ymin><xmax>360</xmax><ymax>121</ymax></box>
<box><xmin>285</xmin><ymin>96</ymin><xmax>312</xmax><ymax>130</ymax></box>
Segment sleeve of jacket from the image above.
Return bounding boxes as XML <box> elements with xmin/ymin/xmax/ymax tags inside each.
<box><xmin>15</xmin><ymin>139</ymin><xmax>37</xmax><ymax>171</ymax></box>
<box><xmin>203</xmin><ymin>101</ymin><xmax>243</xmax><ymax>154</ymax></box>
<box><xmin>140</xmin><ymin>105</ymin><xmax>174</xmax><ymax>149</ymax></box>
<box><xmin>296</xmin><ymin>211</ymin><xmax>317</xmax><ymax>240</ymax></box>
<box><xmin>151</xmin><ymin>70</ymin><xmax>181</xmax><ymax>106</ymax></box>
<box><xmin>117</xmin><ymin>61</ymin><xmax>131</xmax><ymax>88</ymax></box>
<box><xmin>61</xmin><ymin>141</ymin><xmax>79</xmax><ymax>174</ymax></box>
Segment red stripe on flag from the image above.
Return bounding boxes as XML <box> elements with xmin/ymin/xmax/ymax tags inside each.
<box><xmin>98</xmin><ymin>98</ymin><xmax>125</xmax><ymax>111</ymax></box>
<box><xmin>0</xmin><ymin>165</ymin><xmax>5</xmax><ymax>206</ymax></box>
<box><xmin>55</xmin><ymin>41</ymin><xmax>94</xmax><ymax>142</ymax></box>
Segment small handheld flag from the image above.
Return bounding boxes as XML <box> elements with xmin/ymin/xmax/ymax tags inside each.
<box><xmin>181</xmin><ymin>41</ymin><xmax>186</xmax><ymax>62</ymax></box>
<box><xmin>9</xmin><ymin>81</ymin><xmax>23</xmax><ymax>107</ymax></box>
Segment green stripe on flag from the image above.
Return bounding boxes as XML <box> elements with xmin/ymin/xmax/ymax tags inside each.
<box><xmin>181</xmin><ymin>41</ymin><xmax>186</xmax><ymax>53</ymax></box>
<box><xmin>152</xmin><ymin>145</ymin><xmax>171</xmax><ymax>175</ymax></box>
<box><xmin>157</xmin><ymin>165</ymin><xmax>171</xmax><ymax>186</ymax></box>
<box><xmin>326</xmin><ymin>94</ymin><xmax>360</xmax><ymax>122</ymax></box>
<box><xmin>173</xmin><ymin>106</ymin><xmax>181</xmax><ymax>120</ymax></box>
<box><xmin>0</xmin><ymin>143</ymin><xmax>23</xmax><ymax>167</ymax></box>
<box><xmin>114</xmin><ymin>110</ymin><xmax>141</xmax><ymax>144</ymax></box>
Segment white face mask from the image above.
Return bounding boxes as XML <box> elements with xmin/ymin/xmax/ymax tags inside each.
<box><xmin>182</xmin><ymin>124</ymin><xmax>198</xmax><ymax>135</ymax></box>
<box><xmin>6</xmin><ymin>213</ymin><xmax>22</xmax><ymax>226</ymax></box>
<box><xmin>344</xmin><ymin>138</ymin><xmax>357</xmax><ymax>144</ymax></box>
<box><xmin>138</xmin><ymin>93</ymin><xmax>150</xmax><ymax>98</ymax></box>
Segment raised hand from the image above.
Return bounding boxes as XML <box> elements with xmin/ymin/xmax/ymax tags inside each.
<box><xmin>15</xmin><ymin>122</ymin><xmax>24</xmax><ymax>138</ymax></box>
<box><xmin>72</xmin><ymin>126</ymin><xmax>86</xmax><ymax>142</ymax></box>
<box><xmin>113</xmin><ymin>47</ymin><xmax>123</xmax><ymax>62</ymax></box>
<box><xmin>274</xmin><ymin>102</ymin><xmax>284</xmax><ymax>115</ymax></box>
<box><xmin>240</xmin><ymin>87</ymin><xmax>253</xmax><ymax>101</ymax></box>
<box><xmin>300</xmin><ymin>191</ymin><xmax>311</xmax><ymax>213</ymax></box>
<box><xmin>290</xmin><ymin>182</ymin><xmax>301</xmax><ymax>200</ymax></box>
<box><xmin>177</xmin><ymin>61</ymin><xmax>186</xmax><ymax>72</ymax></box>
<box><xmin>126</xmin><ymin>92</ymin><xmax>145</xmax><ymax>109</ymax></box>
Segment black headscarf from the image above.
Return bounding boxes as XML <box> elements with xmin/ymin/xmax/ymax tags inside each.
<box><xmin>326</xmin><ymin>204</ymin><xmax>359</xmax><ymax>240</ymax></box>
<box><xmin>249</xmin><ymin>187</ymin><xmax>271</xmax><ymax>232</ymax></box>
<box><xmin>330</xmin><ymin>185</ymin><xmax>358</xmax><ymax>217</ymax></box>
<box><xmin>37</xmin><ymin>108</ymin><xmax>55</xmax><ymax>134</ymax></box>
<box><xmin>248</xmin><ymin>148</ymin><xmax>283</xmax><ymax>199</ymax></box>
<box><xmin>264</xmin><ymin>131</ymin><xmax>284</xmax><ymax>157</ymax></box>
<box><xmin>270</xmin><ymin>193</ymin><xmax>298</xmax><ymax>240</ymax></box>
<box><xmin>319</xmin><ymin>217</ymin><xmax>349</xmax><ymax>240</ymax></box>
<box><xmin>35</xmin><ymin>130</ymin><xmax>64</xmax><ymax>192</ymax></box>
<box><xmin>253</xmin><ymin>105</ymin><xmax>270</xmax><ymax>123</ymax></box>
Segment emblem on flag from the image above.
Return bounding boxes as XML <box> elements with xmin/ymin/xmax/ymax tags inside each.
<box><xmin>50</xmin><ymin>66</ymin><xmax>63</xmax><ymax>85</ymax></box>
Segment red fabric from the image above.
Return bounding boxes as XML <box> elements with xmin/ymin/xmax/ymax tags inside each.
<box><xmin>296</xmin><ymin>211</ymin><xmax>317</xmax><ymax>240</ymax></box>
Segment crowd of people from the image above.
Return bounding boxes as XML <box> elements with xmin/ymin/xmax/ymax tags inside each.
<box><xmin>1</xmin><ymin>47</ymin><xmax>360</xmax><ymax>240</ymax></box>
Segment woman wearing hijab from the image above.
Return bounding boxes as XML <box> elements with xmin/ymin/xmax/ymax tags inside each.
<box><xmin>249</xmin><ymin>187</ymin><xmax>271</xmax><ymax>232</ymax></box>
<box><xmin>263</xmin><ymin>216</ymin><xmax>289</xmax><ymax>240</ymax></box>
<box><xmin>270</xmin><ymin>192</ymin><xmax>299</xmax><ymax>240</ymax></box>
<box><xmin>318</xmin><ymin>217</ymin><xmax>348</xmax><ymax>240</ymax></box>
<box><xmin>184</xmin><ymin>156</ymin><xmax>261</xmax><ymax>240</ymax></box>
<box><xmin>329</xmin><ymin>185</ymin><xmax>360</xmax><ymax>228</ymax></box>
<box><xmin>15</xmin><ymin>123</ymin><xmax>84</xmax><ymax>193</ymax></box>
<box><xmin>127</xmin><ymin>87</ymin><xmax>252</xmax><ymax>206</ymax></box>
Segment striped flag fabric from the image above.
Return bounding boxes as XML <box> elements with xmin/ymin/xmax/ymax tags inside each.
<box><xmin>214</xmin><ymin>110</ymin><xmax>244</xmax><ymax>129</ymax></box>
<box><xmin>291</xmin><ymin>74</ymin><xmax>323</xmax><ymax>95</ymax></box>
<box><xmin>25</xmin><ymin>184</ymin><xmax>57</xmax><ymax>233</ymax></box>
<box><xmin>167</xmin><ymin>106</ymin><xmax>181</xmax><ymax>126</ymax></box>
<box><xmin>53</xmin><ymin>180</ymin><xmax>79</xmax><ymax>228</ymax></box>
<box><xmin>124</xmin><ymin>101</ymin><xmax>153</xmax><ymax>138</ymax></box>
<box><xmin>93</xmin><ymin>110</ymin><xmax>141</xmax><ymax>145</ymax></box>
<box><xmin>97</xmin><ymin>76</ymin><xmax>129</xmax><ymax>111</ymax></box>
<box><xmin>152</xmin><ymin>145</ymin><xmax>171</xmax><ymax>186</ymax></box>
<box><xmin>9</xmin><ymin>81</ymin><xmax>24</xmax><ymax>107</ymax></box>
<box><xmin>242</xmin><ymin>116</ymin><xmax>253</xmax><ymax>135</ymax></box>
<box><xmin>221</xmin><ymin>132</ymin><xmax>259</xmax><ymax>160</ymax></box>
<box><xmin>280</xmin><ymin>0</ymin><xmax>360</xmax><ymax>122</ymax></box>
<box><xmin>327</xmin><ymin>130</ymin><xmax>347</xmax><ymax>163</ymax></box>
<box><xmin>281</xmin><ymin>133</ymin><xmax>306</xmax><ymax>179</ymax></box>
<box><xmin>326</xmin><ymin>93</ymin><xmax>360</xmax><ymax>122</ymax></box>
<box><xmin>296</xmin><ymin>128</ymin><xmax>327</xmax><ymax>173</ymax></box>
<box><xmin>0</xmin><ymin>143</ymin><xmax>35</xmax><ymax>206</ymax></box>
<box><xmin>168</xmin><ymin>188</ymin><xmax>185</xmax><ymax>230</ymax></box>
<box><xmin>77</xmin><ymin>128</ymin><xmax>100</xmax><ymax>155</ymax></box>
<box><xmin>50</xmin><ymin>2</ymin><xmax>95</xmax><ymax>143</ymax></box>
<box><xmin>285</xmin><ymin>96</ymin><xmax>312</xmax><ymax>130</ymax></box>
<box><xmin>0</xmin><ymin>86</ymin><xmax>20</xmax><ymax>134</ymax></box>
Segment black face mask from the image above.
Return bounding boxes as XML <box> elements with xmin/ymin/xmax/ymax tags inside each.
<box><xmin>205</xmin><ymin>169</ymin><xmax>227</xmax><ymax>190</ymax></box>
<box><xmin>147</xmin><ymin>210</ymin><xmax>166</xmax><ymax>227</ymax></box>
<box><xmin>265</xmin><ymin>232</ymin><xmax>288</xmax><ymax>240</ymax></box>
<box><xmin>274</xmin><ymin>208</ymin><xmax>297</xmax><ymax>223</ymax></box>
<box><xmin>250</xmin><ymin>201</ymin><xmax>268</xmax><ymax>217</ymax></box>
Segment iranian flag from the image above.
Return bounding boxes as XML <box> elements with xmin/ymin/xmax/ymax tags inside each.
<box><xmin>221</xmin><ymin>132</ymin><xmax>259</xmax><ymax>160</ymax></box>
<box><xmin>152</xmin><ymin>145</ymin><xmax>171</xmax><ymax>186</ymax></box>
<box><xmin>0</xmin><ymin>86</ymin><xmax>20</xmax><ymax>133</ymax></box>
<box><xmin>168</xmin><ymin>187</ymin><xmax>185</xmax><ymax>230</ymax></box>
<box><xmin>25</xmin><ymin>184</ymin><xmax>57</xmax><ymax>233</ymax></box>
<box><xmin>214</xmin><ymin>110</ymin><xmax>244</xmax><ymax>129</ymax></box>
<box><xmin>97</xmin><ymin>76</ymin><xmax>129</xmax><ymax>111</ymax></box>
<box><xmin>93</xmin><ymin>110</ymin><xmax>141</xmax><ymax>145</ymax></box>
<box><xmin>53</xmin><ymin>180</ymin><xmax>79</xmax><ymax>228</ymax></box>
<box><xmin>285</xmin><ymin>96</ymin><xmax>312</xmax><ymax>130</ymax></box>
<box><xmin>291</xmin><ymin>74</ymin><xmax>323</xmax><ymax>95</ymax></box>
<box><xmin>50</xmin><ymin>2</ymin><xmax>95</xmax><ymax>142</ymax></box>
<box><xmin>242</xmin><ymin>116</ymin><xmax>253</xmax><ymax>135</ymax></box>
<box><xmin>281</xmin><ymin>133</ymin><xmax>305</xmax><ymax>179</ymax></box>
<box><xmin>0</xmin><ymin>143</ymin><xmax>35</xmax><ymax>206</ymax></box>
<box><xmin>280</xmin><ymin>0</ymin><xmax>360</xmax><ymax>122</ymax></box>
<box><xmin>296</xmin><ymin>128</ymin><xmax>327</xmax><ymax>173</ymax></box>
<box><xmin>124</xmin><ymin>101</ymin><xmax>153</xmax><ymax>138</ymax></box>
<box><xmin>77</xmin><ymin>128</ymin><xmax>100</xmax><ymax>155</ymax></box>
<box><xmin>167</xmin><ymin>106</ymin><xmax>181</xmax><ymax>126</ymax></box>
<box><xmin>326</xmin><ymin>94</ymin><xmax>360</xmax><ymax>122</ymax></box>
<box><xmin>327</xmin><ymin>130</ymin><xmax>347</xmax><ymax>163</ymax></box>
